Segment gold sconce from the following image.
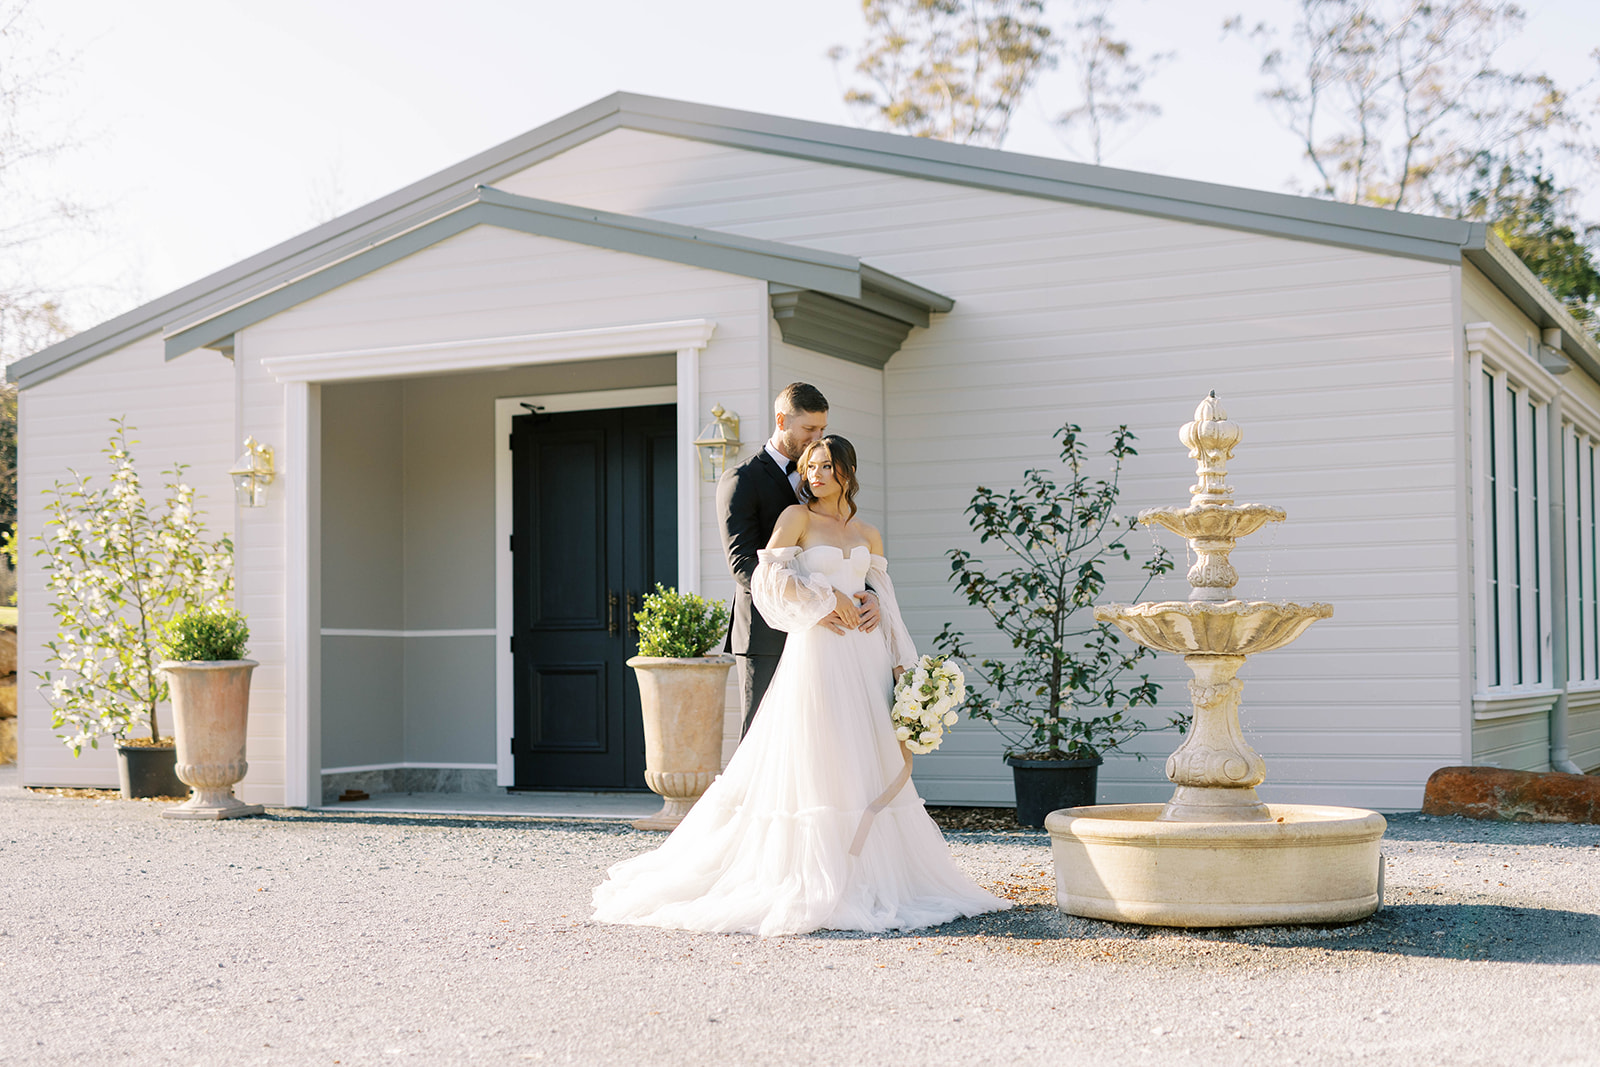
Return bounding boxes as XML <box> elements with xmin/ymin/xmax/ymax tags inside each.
<box><xmin>694</xmin><ymin>404</ymin><xmax>741</xmax><ymax>482</ymax></box>
<box><xmin>229</xmin><ymin>437</ymin><xmax>275</xmax><ymax>508</ymax></box>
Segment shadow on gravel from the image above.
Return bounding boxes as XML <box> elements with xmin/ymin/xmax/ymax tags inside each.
<box><xmin>1381</xmin><ymin>812</ymin><xmax>1600</xmax><ymax>849</ymax></box>
<box><xmin>814</xmin><ymin>902</ymin><xmax>1600</xmax><ymax>964</ymax></box>
<box><xmin>255</xmin><ymin>810</ymin><xmax>637</xmax><ymax>834</ymax></box>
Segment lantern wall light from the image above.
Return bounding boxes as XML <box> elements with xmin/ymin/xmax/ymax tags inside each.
<box><xmin>694</xmin><ymin>404</ymin><xmax>741</xmax><ymax>482</ymax></box>
<box><xmin>229</xmin><ymin>437</ymin><xmax>275</xmax><ymax>508</ymax></box>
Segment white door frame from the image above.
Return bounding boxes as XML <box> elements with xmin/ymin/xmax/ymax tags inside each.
<box><xmin>268</xmin><ymin>319</ymin><xmax>717</xmax><ymax>807</ymax></box>
<box><xmin>492</xmin><ymin>384</ymin><xmax>682</xmax><ymax>787</ymax></box>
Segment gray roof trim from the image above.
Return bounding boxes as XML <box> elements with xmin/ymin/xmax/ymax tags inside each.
<box><xmin>1461</xmin><ymin>228</ymin><xmax>1600</xmax><ymax>377</ymax></box>
<box><xmin>770</xmin><ymin>288</ymin><xmax>914</xmax><ymax>368</ymax></box>
<box><xmin>160</xmin><ymin>186</ymin><xmax>950</xmax><ymax>360</ymax></box>
<box><xmin>9</xmin><ymin>91</ymin><xmax>1580</xmax><ymax>386</ymax></box>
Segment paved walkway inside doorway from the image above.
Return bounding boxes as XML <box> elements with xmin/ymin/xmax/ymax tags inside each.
<box><xmin>316</xmin><ymin>788</ymin><xmax>661</xmax><ymax>820</ymax></box>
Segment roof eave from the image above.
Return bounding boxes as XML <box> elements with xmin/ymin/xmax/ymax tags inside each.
<box><xmin>1461</xmin><ymin>226</ymin><xmax>1600</xmax><ymax>380</ymax></box>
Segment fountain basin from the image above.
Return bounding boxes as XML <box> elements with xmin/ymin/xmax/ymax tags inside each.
<box><xmin>1045</xmin><ymin>803</ymin><xmax>1386</xmax><ymax>927</ymax></box>
<box><xmin>1095</xmin><ymin>599</ymin><xmax>1332</xmax><ymax>657</ymax></box>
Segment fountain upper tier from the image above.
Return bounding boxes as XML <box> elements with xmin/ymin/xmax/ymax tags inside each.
<box><xmin>1095</xmin><ymin>599</ymin><xmax>1332</xmax><ymax>658</ymax></box>
<box><xmin>1147</xmin><ymin>393</ymin><xmax>1294</xmax><ymax>601</ymax></box>
<box><xmin>1140</xmin><ymin>502</ymin><xmax>1284</xmax><ymax>543</ymax></box>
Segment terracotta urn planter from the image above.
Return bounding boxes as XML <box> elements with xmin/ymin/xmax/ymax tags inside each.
<box><xmin>160</xmin><ymin>660</ymin><xmax>265</xmax><ymax>820</ymax></box>
<box><xmin>627</xmin><ymin>654</ymin><xmax>735</xmax><ymax>831</ymax></box>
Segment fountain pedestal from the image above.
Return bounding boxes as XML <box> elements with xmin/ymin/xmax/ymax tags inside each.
<box><xmin>1045</xmin><ymin>394</ymin><xmax>1385</xmax><ymax>927</ymax></box>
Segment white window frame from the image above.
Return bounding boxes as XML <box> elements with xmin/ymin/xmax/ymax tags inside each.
<box><xmin>1467</xmin><ymin>324</ymin><xmax>1555</xmax><ymax>700</ymax></box>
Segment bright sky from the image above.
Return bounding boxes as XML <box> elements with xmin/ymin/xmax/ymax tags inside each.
<box><xmin>22</xmin><ymin>0</ymin><xmax>1600</xmax><ymax>336</ymax></box>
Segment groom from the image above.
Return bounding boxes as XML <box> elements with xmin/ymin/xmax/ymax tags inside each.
<box><xmin>717</xmin><ymin>382</ymin><xmax>879</xmax><ymax>737</ymax></box>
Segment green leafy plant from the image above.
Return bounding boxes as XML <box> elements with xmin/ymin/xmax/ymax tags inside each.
<box><xmin>163</xmin><ymin>606</ymin><xmax>250</xmax><ymax>662</ymax></box>
<box><xmin>1</xmin><ymin>524</ymin><xmax>17</xmax><ymax>606</ymax></box>
<box><xmin>35</xmin><ymin>419</ymin><xmax>234</xmax><ymax>752</ymax></box>
<box><xmin>634</xmin><ymin>584</ymin><xmax>730</xmax><ymax>658</ymax></box>
<box><xmin>935</xmin><ymin>422</ymin><xmax>1178</xmax><ymax>760</ymax></box>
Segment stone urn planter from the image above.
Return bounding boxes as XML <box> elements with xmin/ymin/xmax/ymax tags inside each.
<box><xmin>160</xmin><ymin>660</ymin><xmax>265</xmax><ymax>820</ymax></box>
<box><xmin>627</xmin><ymin>654</ymin><xmax>735</xmax><ymax>830</ymax></box>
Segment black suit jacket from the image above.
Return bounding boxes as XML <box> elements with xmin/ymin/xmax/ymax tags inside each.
<box><xmin>716</xmin><ymin>450</ymin><xmax>799</xmax><ymax>656</ymax></box>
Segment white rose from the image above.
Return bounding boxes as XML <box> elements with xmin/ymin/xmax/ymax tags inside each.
<box><xmin>944</xmin><ymin>711</ymin><xmax>959</xmax><ymax>726</ymax></box>
<box><xmin>919</xmin><ymin>730</ymin><xmax>937</xmax><ymax>745</ymax></box>
<box><xmin>895</xmin><ymin>726</ymin><xmax>912</xmax><ymax>741</ymax></box>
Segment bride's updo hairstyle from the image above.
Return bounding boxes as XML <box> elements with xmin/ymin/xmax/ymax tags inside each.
<box><xmin>798</xmin><ymin>434</ymin><xmax>861</xmax><ymax>521</ymax></box>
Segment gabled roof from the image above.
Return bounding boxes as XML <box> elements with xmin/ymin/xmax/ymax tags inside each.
<box><xmin>13</xmin><ymin>91</ymin><xmax>1598</xmax><ymax>387</ymax></box>
<box><xmin>160</xmin><ymin>186</ymin><xmax>953</xmax><ymax>368</ymax></box>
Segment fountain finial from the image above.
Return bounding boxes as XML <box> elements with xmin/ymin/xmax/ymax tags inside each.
<box><xmin>1180</xmin><ymin>391</ymin><xmax>1242</xmax><ymax>507</ymax></box>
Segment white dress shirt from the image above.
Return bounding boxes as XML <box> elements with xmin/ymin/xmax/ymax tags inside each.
<box><xmin>766</xmin><ymin>441</ymin><xmax>801</xmax><ymax>497</ymax></box>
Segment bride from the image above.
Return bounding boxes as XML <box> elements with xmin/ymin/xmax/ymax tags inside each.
<box><xmin>592</xmin><ymin>434</ymin><xmax>1009</xmax><ymax>936</ymax></box>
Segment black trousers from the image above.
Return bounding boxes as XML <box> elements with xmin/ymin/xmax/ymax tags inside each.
<box><xmin>735</xmin><ymin>654</ymin><xmax>781</xmax><ymax>739</ymax></box>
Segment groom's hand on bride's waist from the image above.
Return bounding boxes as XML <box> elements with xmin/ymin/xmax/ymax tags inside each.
<box><xmin>856</xmin><ymin>591</ymin><xmax>880</xmax><ymax>634</ymax></box>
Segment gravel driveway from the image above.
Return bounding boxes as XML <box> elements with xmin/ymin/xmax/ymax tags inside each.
<box><xmin>3</xmin><ymin>786</ymin><xmax>1598</xmax><ymax>1066</ymax></box>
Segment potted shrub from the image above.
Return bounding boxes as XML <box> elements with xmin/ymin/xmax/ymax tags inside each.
<box><xmin>35</xmin><ymin>420</ymin><xmax>234</xmax><ymax>799</ymax></box>
<box><xmin>160</xmin><ymin>606</ymin><xmax>263</xmax><ymax>820</ymax></box>
<box><xmin>627</xmin><ymin>584</ymin><xmax>733</xmax><ymax>831</ymax></box>
<box><xmin>936</xmin><ymin>422</ymin><xmax>1180</xmax><ymax>827</ymax></box>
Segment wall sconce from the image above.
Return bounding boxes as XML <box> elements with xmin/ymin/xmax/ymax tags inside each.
<box><xmin>694</xmin><ymin>404</ymin><xmax>741</xmax><ymax>482</ymax></box>
<box><xmin>229</xmin><ymin>437</ymin><xmax>275</xmax><ymax>508</ymax></box>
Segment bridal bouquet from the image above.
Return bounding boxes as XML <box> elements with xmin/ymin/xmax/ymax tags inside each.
<box><xmin>891</xmin><ymin>655</ymin><xmax>965</xmax><ymax>755</ymax></box>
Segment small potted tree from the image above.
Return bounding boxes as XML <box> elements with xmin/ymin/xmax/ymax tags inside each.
<box><xmin>160</xmin><ymin>605</ymin><xmax>263</xmax><ymax>820</ymax></box>
<box><xmin>36</xmin><ymin>420</ymin><xmax>234</xmax><ymax>799</ymax></box>
<box><xmin>627</xmin><ymin>584</ymin><xmax>733</xmax><ymax>831</ymax></box>
<box><xmin>936</xmin><ymin>422</ymin><xmax>1179</xmax><ymax>827</ymax></box>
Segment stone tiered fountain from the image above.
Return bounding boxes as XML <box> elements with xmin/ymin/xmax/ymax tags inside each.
<box><xmin>1044</xmin><ymin>393</ymin><xmax>1386</xmax><ymax>927</ymax></box>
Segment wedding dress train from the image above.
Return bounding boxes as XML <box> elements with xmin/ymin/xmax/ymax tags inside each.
<box><xmin>592</xmin><ymin>544</ymin><xmax>1010</xmax><ymax>937</ymax></box>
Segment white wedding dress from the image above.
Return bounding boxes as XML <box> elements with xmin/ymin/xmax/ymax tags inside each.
<box><xmin>592</xmin><ymin>544</ymin><xmax>1009</xmax><ymax>937</ymax></box>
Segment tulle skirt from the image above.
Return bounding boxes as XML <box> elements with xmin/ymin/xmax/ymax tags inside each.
<box><xmin>591</xmin><ymin>624</ymin><xmax>1010</xmax><ymax>937</ymax></box>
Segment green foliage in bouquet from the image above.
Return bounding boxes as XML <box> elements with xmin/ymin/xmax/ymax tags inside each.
<box><xmin>936</xmin><ymin>422</ymin><xmax>1180</xmax><ymax>760</ymax></box>
<box><xmin>163</xmin><ymin>606</ymin><xmax>250</xmax><ymax>662</ymax></box>
<box><xmin>634</xmin><ymin>584</ymin><xmax>731</xmax><ymax>658</ymax></box>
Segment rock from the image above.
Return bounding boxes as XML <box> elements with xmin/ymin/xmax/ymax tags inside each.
<box><xmin>0</xmin><ymin>680</ymin><xmax>15</xmax><ymax>719</ymax></box>
<box><xmin>0</xmin><ymin>628</ymin><xmax>14</xmax><ymax>675</ymax></box>
<box><xmin>0</xmin><ymin>716</ymin><xmax>14</xmax><ymax>763</ymax></box>
<box><xmin>1422</xmin><ymin>765</ymin><xmax>1600</xmax><ymax>823</ymax></box>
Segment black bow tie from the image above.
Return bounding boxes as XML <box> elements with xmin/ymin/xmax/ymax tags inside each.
<box><xmin>785</xmin><ymin>458</ymin><xmax>797</xmax><ymax>474</ymax></box>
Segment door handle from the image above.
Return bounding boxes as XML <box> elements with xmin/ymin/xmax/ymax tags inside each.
<box><xmin>628</xmin><ymin>592</ymin><xmax>640</xmax><ymax>637</ymax></box>
<box><xmin>608</xmin><ymin>590</ymin><xmax>619</xmax><ymax>636</ymax></box>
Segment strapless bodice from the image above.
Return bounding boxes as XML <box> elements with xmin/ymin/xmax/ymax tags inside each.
<box><xmin>795</xmin><ymin>543</ymin><xmax>873</xmax><ymax>595</ymax></box>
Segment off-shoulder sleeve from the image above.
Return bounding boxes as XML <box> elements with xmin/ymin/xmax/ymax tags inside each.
<box><xmin>751</xmin><ymin>547</ymin><xmax>838</xmax><ymax>633</ymax></box>
<box><xmin>867</xmin><ymin>554</ymin><xmax>918</xmax><ymax>671</ymax></box>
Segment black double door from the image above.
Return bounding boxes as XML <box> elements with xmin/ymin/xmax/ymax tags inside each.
<box><xmin>510</xmin><ymin>404</ymin><xmax>677</xmax><ymax>790</ymax></box>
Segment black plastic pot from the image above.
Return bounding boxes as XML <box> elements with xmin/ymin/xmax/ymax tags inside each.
<box><xmin>1006</xmin><ymin>754</ymin><xmax>1102</xmax><ymax>827</ymax></box>
<box><xmin>115</xmin><ymin>743</ymin><xmax>188</xmax><ymax>800</ymax></box>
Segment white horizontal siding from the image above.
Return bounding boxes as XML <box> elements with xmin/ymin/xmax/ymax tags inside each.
<box><xmin>498</xmin><ymin>129</ymin><xmax>1466</xmax><ymax>809</ymax></box>
<box><xmin>1570</xmin><ymin>703</ymin><xmax>1600</xmax><ymax>771</ymax></box>
<box><xmin>1473</xmin><ymin>711</ymin><xmax>1550</xmax><ymax>772</ymax></box>
<box><xmin>17</xmin><ymin>334</ymin><xmax>236</xmax><ymax>787</ymax></box>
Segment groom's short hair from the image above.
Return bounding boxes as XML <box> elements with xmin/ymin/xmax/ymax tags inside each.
<box><xmin>775</xmin><ymin>382</ymin><xmax>828</xmax><ymax>417</ymax></box>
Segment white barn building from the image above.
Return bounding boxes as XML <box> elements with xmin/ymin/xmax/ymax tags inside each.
<box><xmin>13</xmin><ymin>93</ymin><xmax>1600</xmax><ymax>811</ymax></box>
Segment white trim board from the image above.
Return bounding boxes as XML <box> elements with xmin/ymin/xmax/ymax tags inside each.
<box><xmin>321</xmin><ymin>628</ymin><xmax>497</xmax><ymax>638</ymax></box>
<box><xmin>493</xmin><ymin>379</ymin><xmax>702</xmax><ymax>788</ymax></box>
<box><xmin>260</xmin><ymin>319</ymin><xmax>717</xmax><ymax>383</ymax></box>
<box><xmin>322</xmin><ymin>761</ymin><xmax>498</xmax><ymax>774</ymax></box>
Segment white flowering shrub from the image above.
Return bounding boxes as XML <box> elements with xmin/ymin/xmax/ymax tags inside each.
<box><xmin>35</xmin><ymin>420</ymin><xmax>234</xmax><ymax>753</ymax></box>
<box><xmin>891</xmin><ymin>655</ymin><xmax>965</xmax><ymax>755</ymax></box>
